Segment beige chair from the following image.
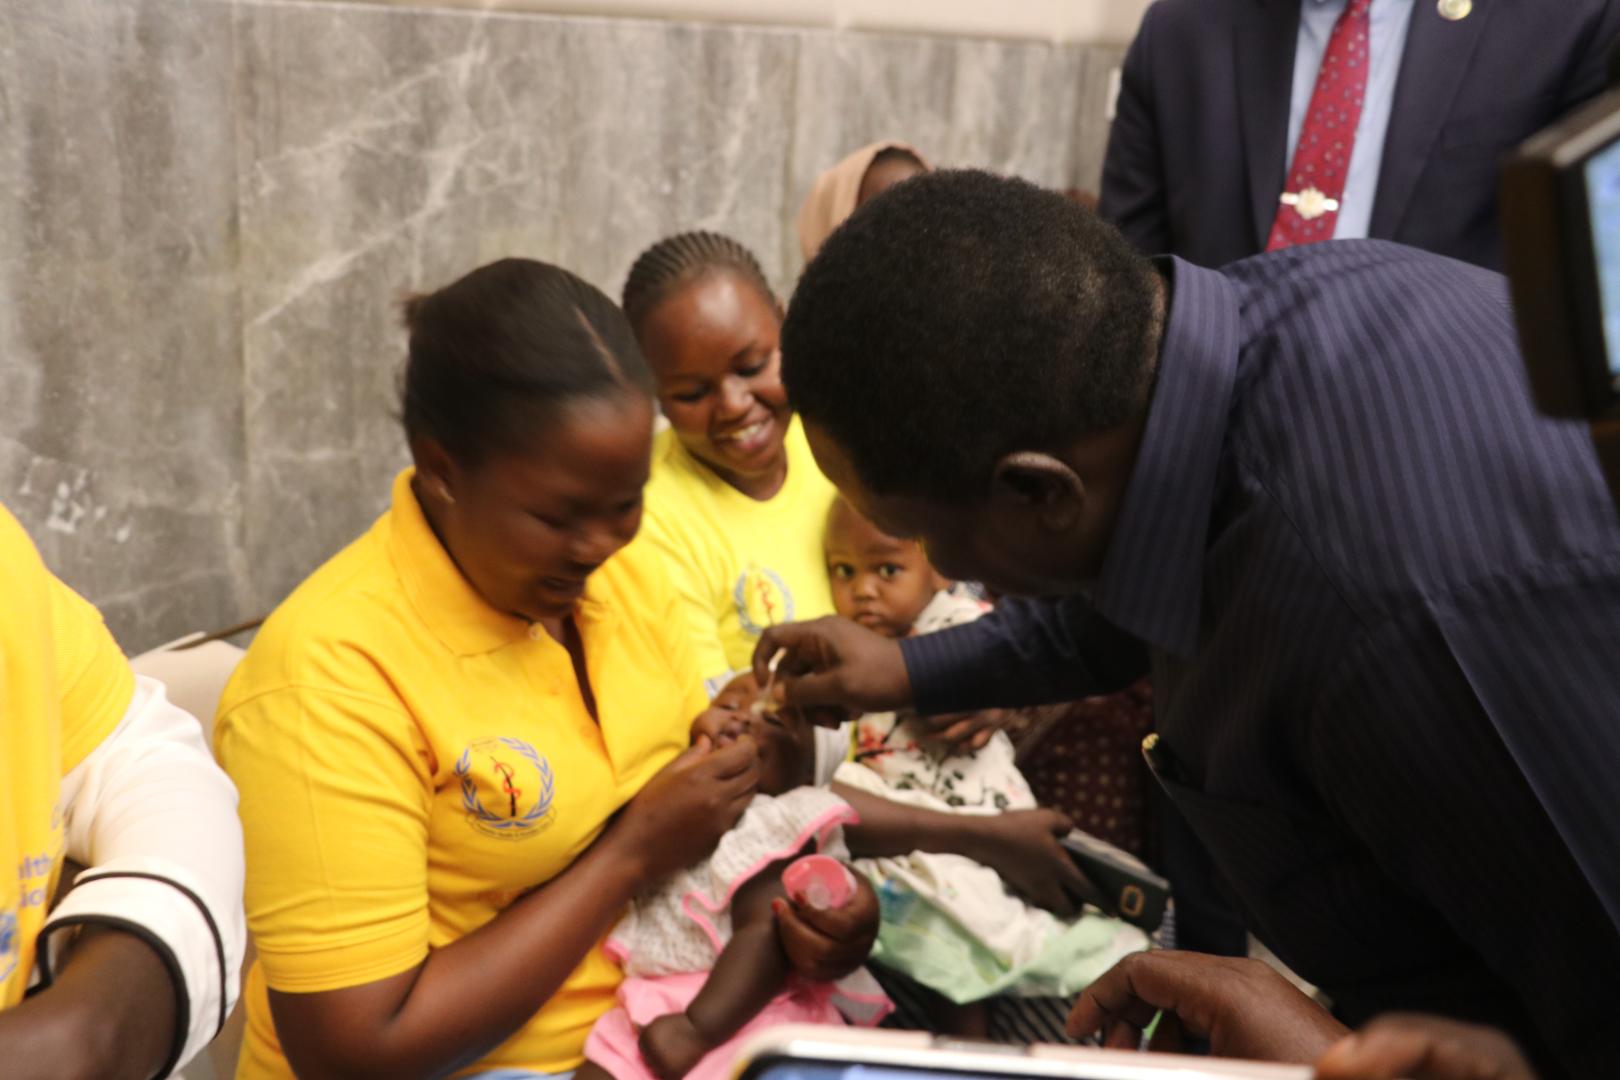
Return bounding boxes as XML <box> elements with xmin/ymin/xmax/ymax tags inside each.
<box><xmin>130</xmin><ymin>634</ymin><xmax>250</xmax><ymax>1080</ymax></box>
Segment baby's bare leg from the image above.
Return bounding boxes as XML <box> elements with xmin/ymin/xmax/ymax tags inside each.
<box><xmin>574</xmin><ymin>1061</ymin><xmax>615</xmax><ymax>1080</ymax></box>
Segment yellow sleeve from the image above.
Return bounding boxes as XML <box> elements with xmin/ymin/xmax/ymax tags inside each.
<box><xmin>620</xmin><ymin>534</ymin><xmax>716</xmax><ymax>724</ymax></box>
<box><xmin>48</xmin><ymin>574</ymin><xmax>135</xmax><ymax>776</ymax></box>
<box><xmin>658</xmin><ymin>556</ymin><xmax>717</xmax><ymax>721</ymax></box>
<box><xmin>639</xmin><ymin>507</ymin><xmax>735</xmax><ymax>696</ymax></box>
<box><xmin>215</xmin><ymin>684</ymin><xmax>434</xmax><ymax>993</ymax></box>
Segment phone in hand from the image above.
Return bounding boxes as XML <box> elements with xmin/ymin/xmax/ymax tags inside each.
<box><xmin>733</xmin><ymin>1024</ymin><xmax>1311</xmax><ymax>1080</ymax></box>
<box><xmin>1060</xmin><ymin>830</ymin><xmax>1170</xmax><ymax>933</ymax></box>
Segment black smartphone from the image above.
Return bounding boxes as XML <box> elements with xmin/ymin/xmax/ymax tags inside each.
<box><xmin>1059</xmin><ymin>830</ymin><xmax>1169</xmax><ymax>933</ymax></box>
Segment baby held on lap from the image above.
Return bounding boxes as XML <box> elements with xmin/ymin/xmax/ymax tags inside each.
<box><xmin>580</xmin><ymin>678</ymin><xmax>888</xmax><ymax>1080</ymax></box>
<box><xmin>821</xmin><ymin>497</ymin><xmax>1147</xmax><ymax>1017</ymax></box>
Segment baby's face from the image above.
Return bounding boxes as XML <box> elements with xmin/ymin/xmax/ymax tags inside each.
<box><xmin>709</xmin><ymin>674</ymin><xmax>813</xmax><ymax>795</ymax></box>
<box><xmin>825</xmin><ymin>503</ymin><xmax>943</xmax><ymax>639</ymax></box>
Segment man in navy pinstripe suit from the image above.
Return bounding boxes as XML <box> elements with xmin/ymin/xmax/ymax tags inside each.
<box><xmin>760</xmin><ymin>170</ymin><xmax>1620</xmax><ymax>1078</ymax></box>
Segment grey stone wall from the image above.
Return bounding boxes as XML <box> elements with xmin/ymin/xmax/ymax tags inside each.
<box><xmin>0</xmin><ymin>0</ymin><xmax>1123</xmax><ymax>653</ymax></box>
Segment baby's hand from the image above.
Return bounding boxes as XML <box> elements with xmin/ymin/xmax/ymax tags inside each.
<box><xmin>638</xmin><ymin>1013</ymin><xmax>713</xmax><ymax>1080</ymax></box>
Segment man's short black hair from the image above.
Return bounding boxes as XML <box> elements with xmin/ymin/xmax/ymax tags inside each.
<box><xmin>782</xmin><ymin>169</ymin><xmax>1161</xmax><ymax>502</ymax></box>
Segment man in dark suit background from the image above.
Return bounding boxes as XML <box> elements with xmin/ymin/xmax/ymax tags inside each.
<box><xmin>765</xmin><ymin>168</ymin><xmax>1620</xmax><ymax>1078</ymax></box>
<box><xmin>1098</xmin><ymin>0</ymin><xmax>1620</xmax><ymax>964</ymax></box>
<box><xmin>1099</xmin><ymin>0</ymin><xmax>1620</xmax><ymax>270</ymax></box>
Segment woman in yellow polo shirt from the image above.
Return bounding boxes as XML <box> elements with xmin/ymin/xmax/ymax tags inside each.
<box><xmin>621</xmin><ymin>232</ymin><xmax>839</xmax><ymax>696</ymax></box>
<box><xmin>0</xmin><ymin>504</ymin><xmax>245</xmax><ymax>1080</ymax></box>
<box><xmin>618</xmin><ymin>233</ymin><xmax>1129</xmax><ymax>1043</ymax></box>
<box><xmin>215</xmin><ymin>259</ymin><xmax>873</xmax><ymax>1080</ymax></box>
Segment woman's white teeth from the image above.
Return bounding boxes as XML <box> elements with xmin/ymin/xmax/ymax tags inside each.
<box><xmin>726</xmin><ymin>421</ymin><xmax>766</xmax><ymax>443</ymax></box>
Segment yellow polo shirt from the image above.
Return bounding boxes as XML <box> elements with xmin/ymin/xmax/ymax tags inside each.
<box><xmin>640</xmin><ymin>417</ymin><xmax>838</xmax><ymax>692</ymax></box>
<box><xmin>215</xmin><ymin>469</ymin><xmax>707</xmax><ymax>1078</ymax></box>
<box><xmin>1</xmin><ymin>505</ymin><xmax>135</xmax><ymax>1008</ymax></box>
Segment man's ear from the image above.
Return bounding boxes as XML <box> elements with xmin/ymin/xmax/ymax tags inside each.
<box><xmin>990</xmin><ymin>451</ymin><xmax>1085</xmax><ymax>532</ymax></box>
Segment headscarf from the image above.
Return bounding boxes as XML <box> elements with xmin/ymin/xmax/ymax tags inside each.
<box><xmin>796</xmin><ymin>141</ymin><xmax>930</xmax><ymax>263</ymax></box>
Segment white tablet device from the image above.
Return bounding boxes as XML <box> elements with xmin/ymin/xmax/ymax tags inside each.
<box><xmin>730</xmin><ymin>1025</ymin><xmax>1313</xmax><ymax>1080</ymax></box>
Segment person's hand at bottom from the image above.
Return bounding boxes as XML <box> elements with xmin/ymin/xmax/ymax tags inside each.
<box><xmin>1313</xmin><ymin>1014</ymin><xmax>1537</xmax><ymax>1080</ymax></box>
<box><xmin>1066</xmin><ymin>951</ymin><xmax>1348</xmax><ymax>1062</ymax></box>
<box><xmin>638</xmin><ymin>1012</ymin><xmax>714</xmax><ymax>1080</ymax></box>
<box><xmin>774</xmin><ymin>871</ymin><xmax>880</xmax><ymax>981</ymax></box>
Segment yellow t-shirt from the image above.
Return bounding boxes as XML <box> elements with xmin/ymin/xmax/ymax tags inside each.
<box><xmin>215</xmin><ymin>469</ymin><xmax>707</xmax><ymax>1078</ymax></box>
<box><xmin>0</xmin><ymin>505</ymin><xmax>135</xmax><ymax>1008</ymax></box>
<box><xmin>640</xmin><ymin>417</ymin><xmax>839</xmax><ymax>691</ymax></box>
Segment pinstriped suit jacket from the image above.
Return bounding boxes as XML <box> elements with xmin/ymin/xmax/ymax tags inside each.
<box><xmin>903</xmin><ymin>243</ymin><xmax>1620</xmax><ymax>1078</ymax></box>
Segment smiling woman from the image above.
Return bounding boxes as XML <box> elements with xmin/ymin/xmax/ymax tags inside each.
<box><xmin>623</xmin><ymin>232</ymin><xmax>840</xmax><ymax>692</ymax></box>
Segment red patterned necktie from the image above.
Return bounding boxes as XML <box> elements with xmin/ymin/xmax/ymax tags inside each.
<box><xmin>1266</xmin><ymin>0</ymin><xmax>1373</xmax><ymax>251</ymax></box>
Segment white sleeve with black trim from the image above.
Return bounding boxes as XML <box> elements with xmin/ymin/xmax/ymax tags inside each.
<box><xmin>40</xmin><ymin>674</ymin><xmax>247</xmax><ymax>1078</ymax></box>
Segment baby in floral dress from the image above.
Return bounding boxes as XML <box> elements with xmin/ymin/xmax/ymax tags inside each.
<box><xmin>822</xmin><ymin>498</ymin><xmax>1145</xmax><ymax>1011</ymax></box>
<box><xmin>824</xmin><ymin>498</ymin><xmax>1034</xmax><ymax>812</ymax></box>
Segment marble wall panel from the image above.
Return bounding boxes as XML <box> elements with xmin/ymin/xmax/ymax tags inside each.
<box><xmin>0</xmin><ymin>0</ymin><xmax>248</xmax><ymax>649</ymax></box>
<box><xmin>2</xmin><ymin>0</ymin><xmax>1124</xmax><ymax>651</ymax></box>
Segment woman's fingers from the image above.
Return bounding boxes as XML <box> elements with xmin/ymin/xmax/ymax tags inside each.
<box><xmin>700</xmin><ymin>735</ymin><xmax>758</xmax><ymax>780</ymax></box>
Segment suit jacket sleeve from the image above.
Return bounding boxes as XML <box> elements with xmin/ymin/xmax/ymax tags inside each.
<box><xmin>898</xmin><ymin>594</ymin><xmax>1149</xmax><ymax>715</ymax></box>
<box><xmin>1099</xmin><ymin>3</ymin><xmax>1171</xmax><ymax>256</ymax></box>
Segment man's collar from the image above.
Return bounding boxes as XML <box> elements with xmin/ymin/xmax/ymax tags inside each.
<box><xmin>1090</xmin><ymin>258</ymin><xmax>1242</xmax><ymax>658</ymax></box>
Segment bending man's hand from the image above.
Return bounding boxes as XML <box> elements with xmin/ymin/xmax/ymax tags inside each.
<box><xmin>1066</xmin><ymin>951</ymin><xmax>1348</xmax><ymax>1062</ymax></box>
<box><xmin>752</xmin><ymin>617</ymin><xmax>912</xmax><ymax>715</ymax></box>
<box><xmin>1314</xmin><ymin>1014</ymin><xmax>1537</xmax><ymax>1080</ymax></box>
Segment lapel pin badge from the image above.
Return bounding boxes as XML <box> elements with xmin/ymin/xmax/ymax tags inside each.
<box><xmin>1438</xmin><ymin>0</ymin><xmax>1472</xmax><ymax>21</ymax></box>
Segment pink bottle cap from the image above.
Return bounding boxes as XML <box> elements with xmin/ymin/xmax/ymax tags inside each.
<box><xmin>781</xmin><ymin>854</ymin><xmax>855</xmax><ymax>910</ymax></box>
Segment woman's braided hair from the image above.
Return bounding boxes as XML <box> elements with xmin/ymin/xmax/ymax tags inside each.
<box><xmin>621</xmin><ymin>230</ymin><xmax>776</xmax><ymax>334</ymax></box>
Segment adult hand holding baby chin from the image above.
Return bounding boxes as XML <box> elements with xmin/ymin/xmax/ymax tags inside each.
<box><xmin>609</xmin><ymin>736</ymin><xmax>760</xmax><ymax>883</ymax></box>
<box><xmin>751</xmin><ymin>616</ymin><xmax>912</xmax><ymax>714</ymax></box>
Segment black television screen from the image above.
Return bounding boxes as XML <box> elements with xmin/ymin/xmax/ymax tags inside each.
<box><xmin>1587</xmin><ymin>136</ymin><xmax>1620</xmax><ymax>382</ymax></box>
<box><xmin>1502</xmin><ymin>89</ymin><xmax>1620</xmax><ymax>420</ymax></box>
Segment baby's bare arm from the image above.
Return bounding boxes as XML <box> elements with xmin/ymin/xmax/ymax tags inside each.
<box><xmin>637</xmin><ymin>854</ymin><xmax>803</xmax><ymax>1080</ymax></box>
<box><xmin>687</xmin><ymin>856</ymin><xmax>798</xmax><ymax>1040</ymax></box>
